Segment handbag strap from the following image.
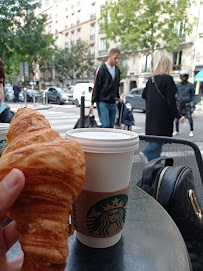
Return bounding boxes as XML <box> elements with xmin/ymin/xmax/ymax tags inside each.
<box><xmin>152</xmin><ymin>76</ymin><xmax>166</xmax><ymax>101</ymax></box>
<box><xmin>141</xmin><ymin>156</ymin><xmax>173</xmax><ymax>186</ymax></box>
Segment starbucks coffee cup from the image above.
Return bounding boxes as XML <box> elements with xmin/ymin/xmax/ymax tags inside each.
<box><xmin>0</xmin><ymin>123</ymin><xmax>9</xmax><ymax>155</ymax></box>
<box><xmin>66</xmin><ymin>128</ymin><xmax>139</xmax><ymax>248</ymax></box>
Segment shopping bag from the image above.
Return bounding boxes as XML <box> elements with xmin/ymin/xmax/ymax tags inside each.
<box><xmin>74</xmin><ymin>114</ymin><xmax>99</xmax><ymax>129</ymax></box>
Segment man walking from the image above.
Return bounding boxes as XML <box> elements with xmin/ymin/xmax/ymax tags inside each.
<box><xmin>89</xmin><ymin>48</ymin><xmax>121</xmax><ymax>128</ymax></box>
<box><xmin>13</xmin><ymin>84</ymin><xmax>20</xmax><ymax>103</ymax></box>
<box><xmin>173</xmin><ymin>70</ymin><xmax>196</xmax><ymax>137</ymax></box>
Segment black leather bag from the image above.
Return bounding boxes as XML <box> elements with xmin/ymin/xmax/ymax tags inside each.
<box><xmin>74</xmin><ymin>114</ymin><xmax>99</xmax><ymax>129</ymax></box>
<box><xmin>137</xmin><ymin>157</ymin><xmax>203</xmax><ymax>241</ymax></box>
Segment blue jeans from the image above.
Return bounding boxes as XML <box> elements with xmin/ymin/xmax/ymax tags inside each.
<box><xmin>96</xmin><ymin>102</ymin><xmax>117</xmax><ymax>128</ymax></box>
<box><xmin>142</xmin><ymin>142</ymin><xmax>162</xmax><ymax>161</ymax></box>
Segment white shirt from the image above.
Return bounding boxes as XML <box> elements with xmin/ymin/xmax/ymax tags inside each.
<box><xmin>105</xmin><ymin>62</ymin><xmax>115</xmax><ymax>80</ymax></box>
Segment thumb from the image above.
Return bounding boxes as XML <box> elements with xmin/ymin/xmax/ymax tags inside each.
<box><xmin>0</xmin><ymin>169</ymin><xmax>25</xmax><ymax>213</ymax></box>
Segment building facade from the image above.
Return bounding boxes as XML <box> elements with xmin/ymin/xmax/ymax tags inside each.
<box><xmin>36</xmin><ymin>0</ymin><xmax>203</xmax><ymax>95</ymax></box>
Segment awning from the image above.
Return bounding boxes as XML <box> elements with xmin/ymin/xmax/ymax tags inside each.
<box><xmin>194</xmin><ymin>69</ymin><xmax>203</xmax><ymax>82</ymax></box>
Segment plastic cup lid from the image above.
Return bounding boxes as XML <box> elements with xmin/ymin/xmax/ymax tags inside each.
<box><xmin>66</xmin><ymin>128</ymin><xmax>139</xmax><ymax>153</ymax></box>
<box><xmin>0</xmin><ymin>123</ymin><xmax>10</xmax><ymax>135</ymax></box>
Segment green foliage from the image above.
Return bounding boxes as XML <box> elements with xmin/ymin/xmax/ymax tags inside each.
<box><xmin>117</xmin><ymin>56</ymin><xmax>129</xmax><ymax>80</ymax></box>
<box><xmin>0</xmin><ymin>0</ymin><xmax>55</xmax><ymax>82</ymax></box>
<box><xmin>99</xmin><ymin>0</ymin><xmax>196</xmax><ymax>68</ymax></box>
<box><xmin>54</xmin><ymin>41</ymin><xmax>94</xmax><ymax>82</ymax></box>
<box><xmin>15</xmin><ymin>11</ymin><xmax>55</xmax><ymax>78</ymax></box>
<box><xmin>0</xmin><ymin>0</ymin><xmax>40</xmax><ymax>60</ymax></box>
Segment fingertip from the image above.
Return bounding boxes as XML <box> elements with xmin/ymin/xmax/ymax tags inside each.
<box><xmin>11</xmin><ymin>169</ymin><xmax>25</xmax><ymax>185</ymax></box>
<box><xmin>0</xmin><ymin>169</ymin><xmax>25</xmax><ymax>212</ymax></box>
<box><xmin>1</xmin><ymin>169</ymin><xmax>25</xmax><ymax>191</ymax></box>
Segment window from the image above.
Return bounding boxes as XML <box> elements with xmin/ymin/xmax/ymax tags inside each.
<box><xmin>143</xmin><ymin>54</ymin><xmax>151</xmax><ymax>73</ymax></box>
<box><xmin>77</xmin><ymin>29</ymin><xmax>81</xmax><ymax>40</ymax></box>
<box><xmin>65</xmin><ymin>34</ymin><xmax>69</xmax><ymax>52</ymax></box>
<box><xmin>90</xmin><ymin>24</ymin><xmax>95</xmax><ymax>39</ymax></box>
<box><xmin>173</xmin><ymin>51</ymin><xmax>182</xmax><ymax>70</ymax></box>
<box><xmin>90</xmin><ymin>13</ymin><xmax>96</xmax><ymax>19</ymax></box>
<box><xmin>48</xmin><ymin>25</ymin><xmax>51</xmax><ymax>34</ymax></box>
<box><xmin>174</xmin><ymin>21</ymin><xmax>186</xmax><ymax>38</ymax></box>
<box><xmin>71</xmin><ymin>31</ymin><xmax>75</xmax><ymax>44</ymax></box>
<box><xmin>55</xmin><ymin>36</ymin><xmax>58</xmax><ymax>48</ymax></box>
<box><xmin>45</xmin><ymin>0</ymin><xmax>49</xmax><ymax>7</ymax></box>
<box><xmin>99</xmin><ymin>38</ymin><xmax>106</xmax><ymax>52</ymax></box>
<box><xmin>90</xmin><ymin>44</ymin><xmax>95</xmax><ymax>56</ymax></box>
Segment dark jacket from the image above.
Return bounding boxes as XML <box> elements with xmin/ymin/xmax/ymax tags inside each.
<box><xmin>117</xmin><ymin>102</ymin><xmax>134</xmax><ymax>126</ymax></box>
<box><xmin>13</xmin><ymin>85</ymin><xmax>20</xmax><ymax>95</ymax></box>
<box><xmin>0</xmin><ymin>102</ymin><xmax>15</xmax><ymax>123</ymax></box>
<box><xmin>176</xmin><ymin>81</ymin><xmax>196</xmax><ymax>104</ymax></box>
<box><xmin>92</xmin><ymin>63</ymin><xmax>120</xmax><ymax>104</ymax></box>
<box><xmin>142</xmin><ymin>74</ymin><xmax>181</xmax><ymax>137</ymax></box>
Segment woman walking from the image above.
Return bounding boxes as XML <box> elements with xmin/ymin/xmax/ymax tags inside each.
<box><xmin>141</xmin><ymin>55</ymin><xmax>185</xmax><ymax>161</ymax></box>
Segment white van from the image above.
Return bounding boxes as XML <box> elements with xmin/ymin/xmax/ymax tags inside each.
<box><xmin>73</xmin><ymin>82</ymin><xmax>94</xmax><ymax>107</ymax></box>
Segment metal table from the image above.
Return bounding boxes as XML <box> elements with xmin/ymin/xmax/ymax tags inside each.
<box><xmin>7</xmin><ymin>186</ymin><xmax>192</xmax><ymax>271</ymax></box>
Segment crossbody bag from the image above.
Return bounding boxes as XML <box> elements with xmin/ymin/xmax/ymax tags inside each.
<box><xmin>152</xmin><ymin>75</ymin><xmax>166</xmax><ymax>101</ymax></box>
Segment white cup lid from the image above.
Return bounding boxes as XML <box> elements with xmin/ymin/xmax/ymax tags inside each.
<box><xmin>66</xmin><ymin>128</ymin><xmax>139</xmax><ymax>153</ymax></box>
<box><xmin>0</xmin><ymin>123</ymin><xmax>10</xmax><ymax>135</ymax></box>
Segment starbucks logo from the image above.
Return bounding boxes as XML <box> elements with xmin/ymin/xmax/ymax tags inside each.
<box><xmin>86</xmin><ymin>194</ymin><xmax>128</xmax><ymax>236</ymax></box>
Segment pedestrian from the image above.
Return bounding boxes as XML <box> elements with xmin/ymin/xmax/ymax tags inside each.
<box><xmin>89</xmin><ymin>48</ymin><xmax>122</xmax><ymax>128</ymax></box>
<box><xmin>116</xmin><ymin>102</ymin><xmax>134</xmax><ymax>131</ymax></box>
<box><xmin>0</xmin><ymin>59</ymin><xmax>15</xmax><ymax>123</ymax></box>
<box><xmin>0</xmin><ymin>59</ymin><xmax>5</xmax><ymax>107</ymax></box>
<box><xmin>140</xmin><ymin>55</ymin><xmax>185</xmax><ymax>162</ymax></box>
<box><xmin>13</xmin><ymin>83</ymin><xmax>20</xmax><ymax>103</ymax></box>
<box><xmin>173</xmin><ymin>70</ymin><xmax>196</xmax><ymax>137</ymax></box>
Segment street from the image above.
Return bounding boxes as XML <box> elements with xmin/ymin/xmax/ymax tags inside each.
<box><xmin>7</xmin><ymin>101</ymin><xmax>203</xmax><ymax>154</ymax></box>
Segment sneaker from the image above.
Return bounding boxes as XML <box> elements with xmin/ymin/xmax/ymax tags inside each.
<box><xmin>189</xmin><ymin>131</ymin><xmax>194</xmax><ymax>137</ymax></box>
<box><xmin>173</xmin><ymin>131</ymin><xmax>179</xmax><ymax>136</ymax></box>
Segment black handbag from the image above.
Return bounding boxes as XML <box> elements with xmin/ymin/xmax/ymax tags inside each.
<box><xmin>74</xmin><ymin>114</ymin><xmax>99</xmax><ymax>129</ymax></box>
<box><xmin>137</xmin><ymin>157</ymin><xmax>203</xmax><ymax>241</ymax></box>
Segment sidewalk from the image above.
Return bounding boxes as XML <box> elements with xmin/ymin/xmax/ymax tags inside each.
<box><xmin>7</xmin><ymin>102</ymin><xmax>52</xmax><ymax>112</ymax></box>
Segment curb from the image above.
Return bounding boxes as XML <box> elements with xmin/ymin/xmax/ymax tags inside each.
<box><xmin>7</xmin><ymin>103</ymin><xmax>53</xmax><ymax>112</ymax></box>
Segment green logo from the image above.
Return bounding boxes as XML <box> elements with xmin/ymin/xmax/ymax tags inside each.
<box><xmin>87</xmin><ymin>194</ymin><xmax>128</xmax><ymax>236</ymax></box>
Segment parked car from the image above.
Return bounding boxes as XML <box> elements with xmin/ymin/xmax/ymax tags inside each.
<box><xmin>44</xmin><ymin>86</ymin><xmax>73</xmax><ymax>105</ymax></box>
<box><xmin>125</xmin><ymin>88</ymin><xmax>146</xmax><ymax>112</ymax></box>
<box><xmin>4</xmin><ymin>86</ymin><xmax>14</xmax><ymax>102</ymax></box>
<box><xmin>73</xmin><ymin>82</ymin><xmax>94</xmax><ymax>107</ymax></box>
<box><xmin>22</xmin><ymin>89</ymin><xmax>42</xmax><ymax>102</ymax></box>
<box><xmin>4</xmin><ymin>86</ymin><xmax>24</xmax><ymax>102</ymax></box>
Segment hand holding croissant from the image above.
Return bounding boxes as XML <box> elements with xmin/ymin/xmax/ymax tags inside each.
<box><xmin>0</xmin><ymin>107</ymin><xmax>86</xmax><ymax>271</ymax></box>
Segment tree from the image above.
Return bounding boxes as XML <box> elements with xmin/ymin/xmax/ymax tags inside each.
<box><xmin>117</xmin><ymin>55</ymin><xmax>129</xmax><ymax>80</ymax></box>
<box><xmin>0</xmin><ymin>0</ymin><xmax>39</xmax><ymax>61</ymax></box>
<box><xmin>15</xmin><ymin>11</ymin><xmax>55</xmax><ymax>81</ymax></box>
<box><xmin>54</xmin><ymin>41</ymin><xmax>94</xmax><ymax>83</ymax></box>
<box><xmin>99</xmin><ymin>0</ymin><xmax>196</xmax><ymax>71</ymax></box>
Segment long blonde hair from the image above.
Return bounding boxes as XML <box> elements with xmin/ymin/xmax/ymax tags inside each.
<box><xmin>153</xmin><ymin>56</ymin><xmax>172</xmax><ymax>76</ymax></box>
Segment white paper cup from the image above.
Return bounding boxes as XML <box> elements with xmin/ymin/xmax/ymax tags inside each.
<box><xmin>0</xmin><ymin>123</ymin><xmax>9</xmax><ymax>155</ymax></box>
<box><xmin>66</xmin><ymin>128</ymin><xmax>139</xmax><ymax>248</ymax></box>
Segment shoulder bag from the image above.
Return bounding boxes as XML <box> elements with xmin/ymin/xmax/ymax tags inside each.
<box><xmin>137</xmin><ymin>156</ymin><xmax>203</xmax><ymax>241</ymax></box>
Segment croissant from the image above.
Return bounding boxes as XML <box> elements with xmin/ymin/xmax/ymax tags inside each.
<box><xmin>0</xmin><ymin>107</ymin><xmax>85</xmax><ymax>270</ymax></box>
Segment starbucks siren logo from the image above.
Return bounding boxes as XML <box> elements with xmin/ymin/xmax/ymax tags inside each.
<box><xmin>86</xmin><ymin>194</ymin><xmax>128</xmax><ymax>236</ymax></box>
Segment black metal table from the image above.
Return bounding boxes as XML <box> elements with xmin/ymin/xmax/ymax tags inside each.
<box><xmin>7</xmin><ymin>186</ymin><xmax>192</xmax><ymax>271</ymax></box>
